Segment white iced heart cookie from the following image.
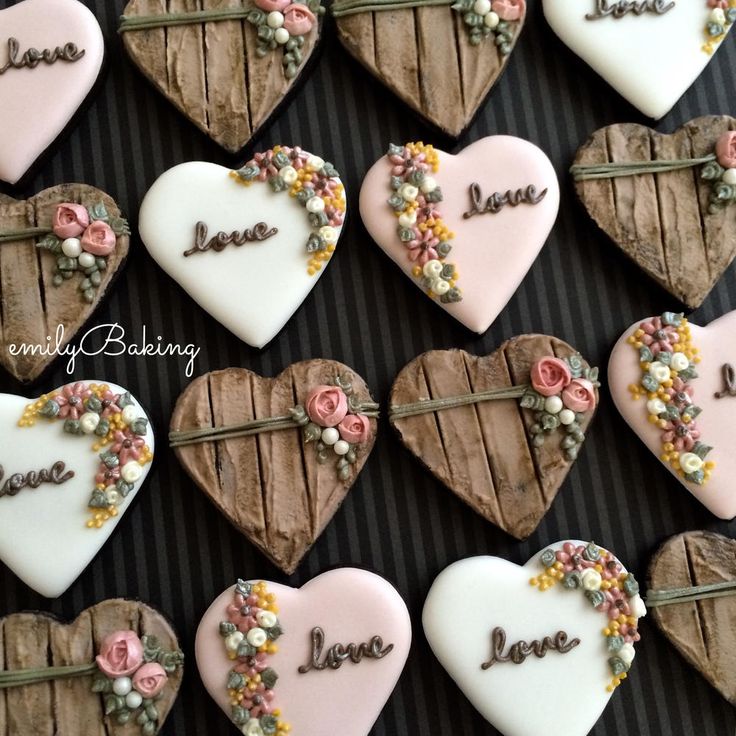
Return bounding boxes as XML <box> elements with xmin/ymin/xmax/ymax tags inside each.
<box><xmin>423</xmin><ymin>541</ymin><xmax>646</xmax><ymax>736</ymax></box>
<box><xmin>0</xmin><ymin>0</ymin><xmax>105</xmax><ymax>185</ymax></box>
<box><xmin>0</xmin><ymin>381</ymin><xmax>154</xmax><ymax>597</ymax></box>
<box><xmin>139</xmin><ymin>148</ymin><xmax>346</xmax><ymax>349</ymax></box>
<box><xmin>196</xmin><ymin>569</ymin><xmax>412</xmax><ymax>736</ymax></box>
<box><xmin>609</xmin><ymin>311</ymin><xmax>735</xmax><ymax>519</ymax></box>
<box><xmin>359</xmin><ymin>138</ymin><xmax>559</xmax><ymax>334</ymax></box>
<box><xmin>543</xmin><ymin>1</ymin><xmax>734</xmax><ymax>118</ymax></box>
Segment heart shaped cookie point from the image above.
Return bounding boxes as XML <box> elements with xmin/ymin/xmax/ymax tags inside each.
<box><xmin>423</xmin><ymin>541</ymin><xmax>646</xmax><ymax>736</ymax></box>
<box><xmin>390</xmin><ymin>339</ymin><xmax>599</xmax><ymax>539</ymax></box>
<box><xmin>609</xmin><ymin>310</ymin><xmax>736</xmax><ymax>519</ymax></box>
<box><xmin>170</xmin><ymin>362</ymin><xmax>377</xmax><ymax>574</ymax></box>
<box><xmin>196</xmin><ymin>569</ymin><xmax>411</xmax><ymax>735</ymax></box>
<box><xmin>0</xmin><ymin>381</ymin><xmax>154</xmax><ymax>597</ymax></box>
<box><xmin>360</xmin><ymin>138</ymin><xmax>559</xmax><ymax>333</ymax></box>
<box><xmin>0</xmin><ymin>0</ymin><xmax>105</xmax><ymax>186</ymax></box>
<box><xmin>140</xmin><ymin>148</ymin><xmax>345</xmax><ymax>349</ymax></box>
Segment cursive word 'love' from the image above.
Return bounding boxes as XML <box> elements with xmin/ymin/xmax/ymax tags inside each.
<box><xmin>715</xmin><ymin>363</ymin><xmax>736</xmax><ymax>398</ymax></box>
<box><xmin>183</xmin><ymin>221</ymin><xmax>278</xmax><ymax>257</ymax></box>
<box><xmin>0</xmin><ymin>461</ymin><xmax>74</xmax><ymax>498</ymax></box>
<box><xmin>0</xmin><ymin>38</ymin><xmax>85</xmax><ymax>75</ymax></box>
<box><xmin>298</xmin><ymin>626</ymin><xmax>394</xmax><ymax>672</ymax></box>
<box><xmin>585</xmin><ymin>0</ymin><xmax>675</xmax><ymax>20</ymax></box>
<box><xmin>462</xmin><ymin>182</ymin><xmax>547</xmax><ymax>218</ymax></box>
<box><xmin>480</xmin><ymin>626</ymin><xmax>580</xmax><ymax>670</ymax></box>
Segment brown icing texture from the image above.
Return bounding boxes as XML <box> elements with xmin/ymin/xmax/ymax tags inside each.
<box><xmin>714</xmin><ymin>364</ymin><xmax>736</xmax><ymax>398</ymax></box>
<box><xmin>584</xmin><ymin>0</ymin><xmax>675</xmax><ymax>20</ymax></box>
<box><xmin>0</xmin><ymin>38</ymin><xmax>85</xmax><ymax>75</ymax></box>
<box><xmin>297</xmin><ymin>627</ymin><xmax>394</xmax><ymax>672</ymax></box>
<box><xmin>462</xmin><ymin>182</ymin><xmax>548</xmax><ymax>218</ymax></box>
<box><xmin>0</xmin><ymin>461</ymin><xmax>74</xmax><ymax>498</ymax></box>
<box><xmin>183</xmin><ymin>221</ymin><xmax>278</xmax><ymax>257</ymax></box>
<box><xmin>481</xmin><ymin>626</ymin><xmax>580</xmax><ymax>669</ymax></box>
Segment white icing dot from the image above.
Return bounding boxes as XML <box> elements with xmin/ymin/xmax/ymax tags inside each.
<box><xmin>121</xmin><ymin>461</ymin><xmax>143</xmax><ymax>484</ymax></box>
<box><xmin>113</xmin><ymin>677</ymin><xmax>132</xmax><ymax>696</ymax></box>
<box><xmin>246</xmin><ymin>627</ymin><xmax>268</xmax><ymax>647</ymax></box>
<box><xmin>105</xmin><ymin>488</ymin><xmax>122</xmax><ymax>506</ymax></box>
<box><xmin>646</xmin><ymin>398</ymin><xmax>666</xmax><ymax>416</ymax></box>
<box><xmin>423</xmin><ymin>260</ymin><xmax>443</xmax><ymax>278</ymax></box>
<box><xmin>334</xmin><ymin>440</ymin><xmax>350</xmax><ymax>456</ymax></box>
<box><xmin>544</xmin><ymin>396</ymin><xmax>563</xmax><ymax>415</ymax></box>
<box><xmin>125</xmin><ymin>691</ymin><xmax>143</xmax><ymax>710</ymax></box>
<box><xmin>723</xmin><ymin>168</ymin><xmax>736</xmax><ymax>186</ymax></box>
<box><xmin>473</xmin><ymin>0</ymin><xmax>491</xmax><ymax>14</ymax></box>
<box><xmin>670</xmin><ymin>352</ymin><xmax>689</xmax><ymax>372</ymax></box>
<box><xmin>679</xmin><ymin>452</ymin><xmax>703</xmax><ymax>474</ymax></box>
<box><xmin>61</xmin><ymin>238</ymin><xmax>82</xmax><ymax>258</ymax></box>
<box><xmin>648</xmin><ymin>361</ymin><xmax>671</xmax><ymax>384</ymax></box>
<box><xmin>559</xmin><ymin>409</ymin><xmax>575</xmax><ymax>425</ymax></box>
<box><xmin>267</xmin><ymin>10</ymin><xmax>284</xmax><ymax>27</ymax></box>
<box><xmin>242</xmin><ymin>720</ymin><xmax>265</xmax><ymax>736</ymax></box>
<box><xmin>319</xmin><ymin>225</ymin><xmax>338</xmax><ymax>244</ymax></box>
<box><xmin>710</xmin><ymin>7</ymin><xmax>726</xmax><ymax>24</ymax></box>
<box><xmin>618</xmin><ymin>642</ymin><xmax>636</xmax><ymax>666</ymax></box>
<box><xmin>307</xmin><ymin>155</ymin><xmax>325</xmax><ymax>171</ymax></box>
<box><xmin>78</xmin><ymin>252</ymin><xmax>96</xmax><ymax>268</ymax></box>
<box><xmin>399</xmin><ymin>183</ymin><xmax>418</xmax><ymax>202</ymax></box>
<box><xmin>483</xmin><ymin>10</ymin><xmax>499</xmax><ymax>28</ymax></box>
<box><xmin>630</xmin><ymin>593</ymin><xmax>647</xmax><ymax>619</ymax></box>
<box><xmin>280</xmin><ymin>166</ymin><xmax>298</xmax><ymax>185</ymax></box>
<box><xmin>256</xmin><ymin>610</ymin><xmax>277</xmax><ymax>628</ymax></box>
<box><xmin>306</xmin><ymin>196</ymin><xmax>325</xmax><ymax>213</ymax></box>
<box><xmin>321</xmin><ymin>427</ymin><xmax>339</xmax><ymax>446</ymax></box>
<box><xmin>581</xmin><ymin>568</ymin><xmax>602</xmax><ymax>591</ymax></box>
<box><xmin>225</xmin><ymin>632</ymin><xmax>244</xmax><ymax>652</ymax></box>
<box><xmin>274</xmin><ymin>27</ymin><xmax>290</xmax><ymax>44</ymax></box>
<box><xmin>430</xmin><ymin>279</ymin><xmax>450</xmax><ymax>296</ymax></box>
<box><xmin>79</xmin><ymin>411</ymin><xmax>100</xmax><ymax>434</ymax></box>
<box><xmin>420</xmin><ymin>176</ymin><xmax>437</xmax><ymax>194</ymax></box>
<box><xmin>121</xmin><ymin>405</ymin><xmax>138</xmax><ymax>425</ymax></box>
<box><xmin>398</xmin><ymin>210</ymin><xmax>417</xmax><ymax>228</ymax></box>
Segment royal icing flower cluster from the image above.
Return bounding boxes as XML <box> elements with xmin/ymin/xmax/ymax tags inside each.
<box><xmin>37</xmin><ymin>201</ymin><xmax>129</xmax><ymax>303</ymax></box>
<box><xmin>702</xmin><ymin>0</ymin><xmax>736</xmax><ymax>54</ymax></box>
<box><xmin>91</xmin><ymin>630</ymin><xmax>183</xmax><ymax>736</ymax></box>
<box><xmin>520</xmin><ymin>354</ymin><xmax>599</xmax><ymax>460</ymax></box>
<box><xmin>451</xmin><ymin>0</ymin><xmax>524</xmax><ymax>50</ymax></box>
<box><xmin>18</xmin><ymin>382</ymin><xmax>153</xmax><ymax>528</ymax></box>
<box><xmin>701</xmin><ymin>130</ymin><xmax>736</xmax><ymax>212</ymax></box>
<box><xmin>220</xmin><ymin>580</ymin><xmax>290</xmax><ymax>736</ymax></box>
<box><xmin>386</xmin><ymin>143</ymin><xmax>462</xmax><ymax>304</ymax></box>
<box><xmin>247</xmin><ymin>0</ymin><xmax>323</xmax><ymax>78</ymax></box>
<box><xmin>232</xmin><ymin>145</ymin><xmax>345</xmax><ymax>276</ymax></box>
<box><xmin>627</xmin><ymin>313</ymin><xmax>714</xmax><ymax>485</ymax></box>
<box><xmin>530</xmin><ymin>541</ymin><xmax>646</xmax><ymax>692</ymax></box>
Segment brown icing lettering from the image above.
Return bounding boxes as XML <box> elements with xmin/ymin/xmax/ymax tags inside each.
<box><xmin>585</xmin><ymin>0</ymin><xmax>675</xmax><ymax>20</ymax></box>
<box><xmin>0</xmin><ymin>38</ymin><xmax>85</xmax><ymax>75</ymax></box>
<box><xmin>183</xmin><ymin>221</ymin><xmax>278</xmax><ymax>257</ymax></box>
<box><xmin>714</xmin><ymin>363</ymin><xmax>736</xmax><ymax>398</ymax></box>
<box><xmin>0</xmin><ymin>461</ymin><xmax>74</xmax><ymax>498</ymax></box>
<box><xmin>480</xmin><ymin>627</ymin><xmax>580</xmax><ymax>670</ymax></box>
<box><xmin>297</xmin><ymin>627</ymin><xmax>394</xmax><ymax>673</ymax></box>
<box><xmin>462</xmin><ymin>182</ymin><xmax>548</xmax><ymax>218</ymax></box>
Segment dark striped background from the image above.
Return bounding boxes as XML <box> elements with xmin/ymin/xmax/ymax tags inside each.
<box><xmin>1</xmin><ymin>0</ymin><xmax>735</xmax><ymax>733</ymax></box>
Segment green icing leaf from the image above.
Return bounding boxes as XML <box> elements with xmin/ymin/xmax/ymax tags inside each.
<box><xmin>261</xmin><ymin>667</ymin><xmax>278</xmax><ymax>689</ymax></box>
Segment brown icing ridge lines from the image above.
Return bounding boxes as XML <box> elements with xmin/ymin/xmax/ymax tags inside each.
<box><xmin>290</xmin><ymin>366</ymin><xmax>315</xmax><ymax>540</ymax></box>
<box><xmin>685</xmin><ymin>125</ymin><xmax>712</xmax><ymax>287</ymax></box>
<box><xmin>417</xmin><ymin>357</ymin><xmax>453</xmax><ymax>482</ymax></box>
<box><xmin>250</xmin><ymin>371</ymin><xmax>270</xmax><ymax>551</ymax></box>
<box><xmin>649</xmin><ymin>128</ymin><xmax>673</xmax><ymax>293</ymax></box>
<box><xmin>683</xmin><ymin>535</ymin><xmax>712</xmax><ymax>664</ymax></box>
<box><xmin>205</xmin><ymin>372</ymin><xmax>224</xmax><ymax>504</ymax></box>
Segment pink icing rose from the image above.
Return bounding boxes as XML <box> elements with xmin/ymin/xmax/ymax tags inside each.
<box><xmin>562</xmin><ymin>378</ymin><xmax>596</xmax><ymax>412</ymax></box>
<box><xmin>81</xmin><ymin>221</ymin><xmax>116</xmax><ymax>257</ymax></box>
<box><xmin>530</xmin><ymin>357</ymin><xmax>572</xmax><ymax>397</ymax></box>
<box><xmin>337</xmin><ymin>414</ymin><xmax>371</xmax><ymax>444</ymax></box>
<box><xmin>52</xmin><ymin>203</ymin><xmax>90</xmax><ymax>239</ymax></box>
<box><xmin>283</xmin><ymin>4</ymin><xmax>316</xmax><ymax>35</ymax></box>
<box><xmin>715</xmin><ymin>131</ymin><xmax>736</xmax><ymax>169</ymax></box>
<box><xmin>491</xmin><ymin>0</ymin><xmax>525</xmax><ymax>21</ymax></box>
<box><xmin>95</xmin><ymin>630</ymin><xmax>144</xmax><ymax>678</ymax></box>
<box><xmin>254</xmin><ymin>0</ymin><xmax>290</xmax><ymax>10</ymax></box>
<box><xmin>132</xmin><ymin>662</ymin><xmax>168</xmax><ymax>698</ymax></box>
<box><xmin>306</xmin><ymin>385</ymin><xmax>349</xmax><ymax>427</ymax></box>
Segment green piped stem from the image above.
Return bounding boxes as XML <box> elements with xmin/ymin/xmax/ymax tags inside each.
<box><xmin>645</xmin><ymin>580</ymin><xmax>736</xmax><ymax>608</ymax></box>
<box><xmin>119</xmin><ymin>8</ymin><xmax>254</xmax><ymax>32</ymax></box>
<box><xmin>0</xmin><ymin>227</ymin><xmax>51</xmax><ymax>244</ymax></box>
<box><xmin>570</xmin><ymin>154</ymin><xmax>716</xmax><ymax>182</ymax></box>
<box><xmin>332</xmin><ymin>0</ymin><xmax>453</xmax><ymax>17</ymax></box>
<box><xmin>0</xmin><ymin>662</ymin><xmax>98</xmax><ymax>689</ymax></box>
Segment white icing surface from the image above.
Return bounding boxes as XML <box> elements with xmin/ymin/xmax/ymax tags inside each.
<box><xmin>543</xmin><ymin>0</ymin><xmax>727</xmax><ymax>119</ymax></box>
<box><xmin>423</xmin><ymin>543</ymin><xmax>637</xmax><ymax>736</ymax></box>
<box><xmin>0</xmin><ymin>0</ymin><xmax>105</xmax><ymax>185</ymax></box>
<box><xmin>0</xmin><ymin>382</ymin><xmax>154</xmax><ymax>598</ymax></box>
<box><xmin>138</xmin><ymin>161</ymin><xmax>345</xmax><ymax>349</ymax></box>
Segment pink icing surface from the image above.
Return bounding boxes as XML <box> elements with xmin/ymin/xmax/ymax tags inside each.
<box><xmin>0</xmin><ymin>0</ymin><xmax>104</xmax><ymax>185</ymax></box>
<box><xmin>359</xmin><ymin>136</ymin><xmax>560</xmax><ymax>334</ymax></box>
<box><xmin>608</xmin><ymin>310</ymin><xmax>736</xmax><ymax>519</ymax></box>
<box><xmin>195</xmin><ymin>568</ymin><xmax>412</xmax><ymax>735</ymax></box>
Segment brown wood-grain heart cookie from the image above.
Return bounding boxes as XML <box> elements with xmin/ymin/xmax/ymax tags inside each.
<box><xmin>572</xmin><ymin>116</ymin><xmax>736</xmax><ymax>309</ymax></box>
<box><xmin>0</xmin><ymin>185</ymin><xmax>130</xmax><ymax>384</ymax></box>
<box><xmin>389</xmin><ymin>337</ymin><xmax>599</xmax><ymax>539</ymax></box>
<box><xmin>120</xmin><ymin>0</ymin><xmax>325</xmax><ymax>153</ymax></box>
<box><xmin>647</xmin><ymin>531</ymin><xmax>736</xmax><ymax>705</ymax></box>
<box><xmin>334</xmin><ymin>0</ymin><xmax>525</xmax><ymax>137</ymax></box>
<box><xmin>170</xmin><ymin>361</ymin><xmax>378</xmax><ymax>573</ymax></box>
<box><xmin>0</xmin><ymin>599</ymin><xmax>184</xmax><ymax>735</ymax></box>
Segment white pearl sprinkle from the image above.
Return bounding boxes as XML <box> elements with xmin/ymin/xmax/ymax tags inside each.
<box><xmin>121</xmin><ymin>405</ymin><xmax>138</xmax><ymax>425</ymax></box>
<box><xmin>113</xmin><ymin>677</ymin><xmax>132</xmax><ymax>696</ymax></box>
<box><xmin>105</xmin><ymin>488</ymin><xmax>122</xmax><ymax>506</ymax></box>
<box><xmin>78</xmin><ymin>252</ymin><xmax>96</xmax><ymax>269</ymax></box>
<box><xmin>399</xmin><ymin>183</ymin><xmax>419</xmax><ymax>202</ymax></box>
<box><xmin>544</xmin><ymin>396</ymin><xmax>563</xmax><ymax>415</ymax></box>
<box><xmin>267</xmin><ymin>10</ymin><xmax>284</xmax><ymax>27</ymax></box>
<box><xmin>484</xmin><ymin>10</ymin><xmax>499</xmax><ymax>28</ymax></box>
<box><xmin>121</xmin><ymin>461</ymin><xmax>143</xmax><ymax>484</ymax></box>
<box><xmin>646</xmin><ymin>398</ymin><xmax>666</xmax><ymax>416</ymax></box>
<box><xmin>321</xmin><ymin>427</ymin><xmax>340</xmax><ymax>446</ymax></box>
<box><xmin>670</xmin><ymin>352</ymin><xmax>689</xmax><ymax>371</ymax></box>
<box><xmin>723</xmin><ymin>168</ymin><xmax>736</xmax><ymax>186</ymax></box>
<box><xmin>473</xmin><ymin>0</ymin><xmax>491</xmax><ymax>14</ymax></box>
<box><xmin>274</xmin><ymin>27</ymin><xmax>290</xmax><ymax>44</ymax></box>
<box><xmin>79</xmin><ymin>411</ymin><xmax>100</xmax><ymax>434</ymax></box>
<box><xmin>307</xmin><ymin>155</ymin><xmax>325</xmax><ymax>171</ymax></box>
<box><xmin>319</xmin><ymin>225</ymin><xmax>338</xmax><ymax>244</ymax></box>
<box><xmin>306</xmin><ymin>196</ymin><xmax>325</xmax><ymax>213</ymax></box>
<box><xmin>334</xmin><ymin>440</ymin><xmax>350</xmax><ymax>456</ymax></box>
<box><xmin>420</xmin><ymin>176</ymin><xmax>437</xmax><ymax>193</ymax></box>
<box><xmin>256</xmin><ymin>610</ymin><xmax>277</xmax><ymax>628</ymax></box>
<box><xmin>125</xmin><ymin>691</ymin><xmax>143</xmax><ymax>710</ymax></box>
<box><xmin>423</xmin><ymin>260</ymin><xmax>443</xmax><ymax>278</ymax></box>
<box><xmin>280</xmin><ymin>165</ymin><xmax>298</xmax><ymax>184</ymax></box>
<box><xmin>398</xmin><ymin>211</ymin><xmax>417</xmax><ymax>228</ymax></box>
<box><xmin>61</xmin><ymin>237</ymin><xmax>82</xmax><ymax>258</ymax></box>
<box><xmin>246</xmin><ymin>627</ymin><xmax>268</xmax><ymax>647</ymax></box>
<box><xmin>559</xmin><ymin>409</ymin><xmax>575</xmax><ymax>425</ymax></box>
<box><xmin>225</xmin><ymin>632</ymin><xmax>244</xmax><ymax>652</ymax></box>
<box><xmin>710</xmin><ymin>7</ymin><xmax>726</xmax><ymax>24</ymax></box>
<box><xmin>430</xmin><ymin>279</ymin><xmax>450</xmax><ymax>296</ymax></box>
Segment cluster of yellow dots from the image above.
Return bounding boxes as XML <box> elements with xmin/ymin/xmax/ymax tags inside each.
<box><xmin>18</xmin><ymin>391</ymin><xmax>58</xmax><ymax>428</ymax></box>
<box><xmin>404</xmin><ymin>142</ymin><xmax>440</xmax><ymax>173</ymax></box>
<box><xmin>602</xmin><ymin>615</ymin><xmax>637</xmax><ymax>692</ymax></box>
<box><xmin>702</xmin><ymin>0</ymin><xmax>736</xmax><ymax>54</ymax></box>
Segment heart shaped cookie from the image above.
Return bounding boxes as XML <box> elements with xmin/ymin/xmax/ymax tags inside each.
<box><xmin>334</xmin><ymin>0</ymin><xmax>525</xmax><ymax>137</ymax></box>
<box><xmin>390</xmin><ymin>338</ymin><xmax>599</xmax><ymax>539</ymax></box>
<box><xmin>423</xmin><ymin>541</ymin><xmax>647</xmax><ymax>736</ymax></box>
<box><xmin>609</xmin><ymin>310</ymin><xmax>735</xmax><ymax>519</ymax></box>
<box><xmin>573</xmin><ymin>117</ymin><xmax>736</xmax><ymax>309</ymax></box>
<box><xmin>0</xmin><ymin>0</ymin><xmax>105</xmax><ymax>186</ymax></box>
<box><xmin>0</xmin><ymin>599</ymin><xmax>183</xmax><ymax>735</ymax></box>
<box><xmin>139</xmin><ymin>147</ymin><xmax>345</xmax><ymax>349</ymax></box>
<box><xmin>170</xmin><ymin>362</ymin><xmax>378</xmax><ymax>574</ymax></box>
<box><xmin>0</xmin><ymin>381</ymin><xmax>154</xmax><ymax>597</ymax></box>
<box><xmin>120</xmin><ymin>0</ymin><xmax>324</xmax><ymax>153</ymax></box>
<box><xmin>196</xmin><ymin>569</ymin><xmax>411</xmax><ymax>735</ymax></box>
<box><xmin>360</xmin><ymin>138</ymin><xmax>559</xmax><ymax>333</ymax></box>
<box><xmin>544</xmin><ymin>1</ymin><xmax>733</xmax><ymax>118</ymax></box>
<box><xmin>0</xmin><ymin>185</ymin><xmax>130</xmax><ymax>384</ymax></box>
<box><xmin>647</xmin><ymin>531</ymin><xmax>736</xmax><ymax>705</ymax></box>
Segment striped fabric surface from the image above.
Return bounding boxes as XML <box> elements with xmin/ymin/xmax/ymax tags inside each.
<box><xmin>0</xmin><ymin>0</ymin><xmax>735</xmax><ymax>734</ymax></box>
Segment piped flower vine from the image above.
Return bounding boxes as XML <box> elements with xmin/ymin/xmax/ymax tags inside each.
<box><xmin>451</xmin><ymin>0</ymin><xmax>524</xmax><ymax>51</ymax></box>
<box><xmin>701</xmin><ymin>130</ymin><xmax>736</xmax><ymax>211</ymax></box>
<box><xmin>18</xmin><ymin>382</ymin><xmax>152</xmax><ymax>528</ymax></box>
<box><xmin>231</xmin><ymin>146</ymin><xmax>345</xmax><ymax>276</ymax></box>
<box><xmin>702</xmin><ymin>0</ymin><xmax>736</xmax><ymax>54</ymax></box>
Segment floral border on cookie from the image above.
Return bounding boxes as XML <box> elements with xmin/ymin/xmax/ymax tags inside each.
<box><xmin>701</xmin><ymin>130</ymin><xmax>736</xmax><ymax>211</ymax></box>
<box><xmin>18</xmin><ymin>382</ymin><xmax>153</xmax><ymax>528</ymax></box>
<box><xmin>626</xmin><ymin>313</ymin><xmax>714</xmax><ymax>485</ymax></box>
<box><xmin>451</xmin><ymin>0</ymin><xmax>524</xmax><ymax>51</ymax></box>
<box><xmin>386</xmin><ymin>143</ymin><xmax>462</xmax><ymax>304</ymax></box>
<box><xmin>219</xmin><ymin>580</ymin><xmax>291</xmax><ymax>736</ymax></box>
<box><xmin>702</xmin><ymin>0</ymin><xmax>736</xmax><ymax>54</ymax></box>
<box><xmin>231</xmin><ymin>145</ymin><xmax>345</xmax><ymax>276</ymax></box>
<box><xmin>530</xmin><ymin>541</ymin><xmax>646</xmax><ymax>692</ymax></box>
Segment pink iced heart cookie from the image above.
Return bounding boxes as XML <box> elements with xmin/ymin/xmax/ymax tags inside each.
<box><xmin>196</xmin><ymin>569</ymin><xmax>411</xmax><ymax>736</ymax></box>
<box><xmin>609</xmin><ymin>311</ymin><xmax>736</xmax><ymax>520</ymax></box>
<box><xmin>0</xmin><ymin>0</ymin><xmax>105</xmax><ymax>186</ymax></box>
<box><xmin>359</xmin><ymin>138</ymin><xmax>559</xmax><ymax>333</ymax></box>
